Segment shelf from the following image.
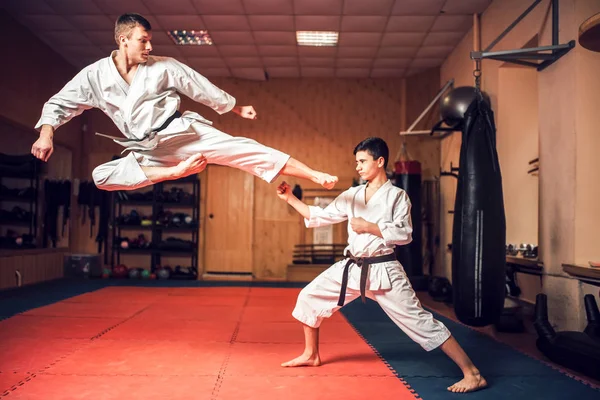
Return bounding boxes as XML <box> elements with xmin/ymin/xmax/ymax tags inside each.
<box><xmin>0</xmin><ymin>195</ymin><xmax>34</xmax><ymax>203</ymax></box>
<box><xmin>117</xmin><ymin>200</ymin><xmax>195</xmax><ymax>208</ymax></box>
<box><xmin>0</xmin><ymin>220</ymin><xmax>32</xmax><ymax>227</ymax></box>
<box><xmin>562</xmin><ymin>263</ymin><xmax>600</xmax><ymax>287</ymax></box>
<box><xmin>116</xmin><ymin>200</ymin><xmax>154</xmax><ymax>206</ymax></box>
<box><xmin>0</xmin><ymin>171</ymin><xmax>38</xmax><ymax>179</ymax></box>
<box><xmin>506</xmin><ymin>256</ymin><xmax>543</xmax><ymax>276</ymax></box>
<box><xmin>0</xmin><ymin>247</ymin><xmax>67</xmax><ymax>257</ymax></box>
<box><xmin>111</xmin><ymin>178</ymin><xmax>200</xmax><ymax>274</ymax></box>
<box><xmin>116</xmin><ymin>224</ymin><xmax>153</xmax><ymax>230</ymax></box>
<box><xmin>116</xmin><ymin>224</ymin><xmax>198</xmax><ymax>231</ymax></box>
<box><xmin>0</xmin><ymin>157</ymin><xmax>40</xmax><ymax>249</ymax></box>
<box><xmin>114</xmin><ymin>247</ymin><xmax>195</xmax><ymax>255</ymax></box>
<box><xmin>160</xmin><ymin>225</ymin><xmax>198</xmax><ymax>232</ymax></box>
<box><xmin>114</xmin><ymin>247</ymin><xmax>153</xmax><ymax>254</ymax></box>
<box><xmin>171</xmin><ymin>175</ymin><xmax>199</xmax><ymax>183</ymax></box>
<box><xmin>158</xmin><ymin>202</ymin><xmax>195</xmax><ymax>208</ymax></box>
<box><xmin>155</xmin><ymin>249</ymin><xmax>195</xmax><ymax>256</ymax></box>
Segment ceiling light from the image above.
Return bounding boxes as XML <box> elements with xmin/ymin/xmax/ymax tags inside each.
<box><xmin>168</xmin><ymin>30</ymin><xmax>213</xmax><ymax>46</ymax></box>
<box><xmin>296</xmin><ymin>31</ymin><xmax>339</xmax><ymax>47</ymax></box>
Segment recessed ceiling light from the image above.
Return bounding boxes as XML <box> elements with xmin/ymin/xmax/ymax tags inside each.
<box><xmin>168</xmin><ymin>30</ymin><xmax>213</xmax><ymax>46</ymax></box>
<box><xmin>296</xmin><ymin>31</ymin><xmax>339</xmax><ymax>47</ymax></box>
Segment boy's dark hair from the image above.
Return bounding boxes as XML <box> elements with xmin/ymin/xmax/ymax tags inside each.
<box><xmin>115</xmin><ymin>13</ymin><xmax>152</xmax><ymax>45</ymax></box>
<box><xmin>353</xmin><ymin>137</ymin><xmax>389</xmax><ymax>169</ymax></box>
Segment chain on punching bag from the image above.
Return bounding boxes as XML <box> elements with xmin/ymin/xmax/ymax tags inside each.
<box><xmin>393</xmin><ymin>143</ymin><xmax>426</xmax><ymax>290</ymax></box>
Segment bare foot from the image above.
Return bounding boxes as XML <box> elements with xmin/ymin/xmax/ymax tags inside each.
<box><xmin>314</xmin><ymin>172</ymin><xmax>338</xmax><ymax>190</ymax></box>
<box><xmin>281</xmin><ymin>353</ymin><xmax>321</xmax><ymax>367</ymax></box>
<box><xmin>447</xmin><ymin>373</ymin><xmax>487</xmax><ymax>393</ymax></box>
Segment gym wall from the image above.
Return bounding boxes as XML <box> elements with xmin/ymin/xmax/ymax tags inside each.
<box><xmin>0</xmin><ymin>8</ymin><xmax>445</xmax><ymax>285</ymax></box>
<box><xmin>81</xmin><ymin>70</ymin><xmax>442</xmax><ymax>279</ymax></box>
<box><xmin>440</xmin><ymin>0</ymin><xmax>600</xmax><ymax>331</ymax></box>
<box><xmin>0</xmin><ymin>10</ymin><xmax>87</xmax><ymax>289</ymax></box>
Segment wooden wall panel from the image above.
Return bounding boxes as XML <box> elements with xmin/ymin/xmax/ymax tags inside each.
<box><xmin>0</xmin><ymin>250</ymin><xmax>65</xmax><ymax>290</ymax></box>
<box><xmin>79</xmin><ymin>69</ymin><xmax>442</xmax><ymax>280</ymax></box>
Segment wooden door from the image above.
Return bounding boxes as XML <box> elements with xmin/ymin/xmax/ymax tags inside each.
<box><xmin>203</xmin><ymin>166</ymin><xmax>254</xmax><ymax>275</ymax></box>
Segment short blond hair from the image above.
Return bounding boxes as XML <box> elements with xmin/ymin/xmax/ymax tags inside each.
<box><xmin>114</xmin><ymin>13</ymin><xmax>151</xmax><ymax>45</ymax></box>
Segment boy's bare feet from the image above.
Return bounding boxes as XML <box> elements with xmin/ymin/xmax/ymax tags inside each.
<box><xmin>281</xmin><ymin>353</ymin><xmax>321</xmax><ymax>367</ymax></box>
<box><xmin>447</xmin><ymin>373</ymin><xmax>487</xmax><ymax>393</ymax></box>
<box><xmin>314</xmin><ymin>172</ymin><xmax>338</xmax><ymax>190</ymax></box>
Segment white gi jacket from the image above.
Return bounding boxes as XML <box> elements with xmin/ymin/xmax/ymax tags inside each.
<box><xmin>33</xmin><ymin>51</ymin><xmax>290</xmax><ymax>191</ymax></box>
<box><xmin>304</xmin><ymin>180</ymin><xmax>413</xmax><ymax>291</ymax></box>
<box><xmin>35</xmin><ymin>51</ymin><xmax>236</xmax><ymax>151</ymax></box>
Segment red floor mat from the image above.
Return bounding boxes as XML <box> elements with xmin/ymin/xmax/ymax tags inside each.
<box><xmin>5</xmin><ymin>375</ymin><xmax>218</xmax><ymax>399</ymax></box>
<box><xmin>21</xmin><ymin>302</ymin><xmax>148</xmax><ymax>319</ymax></box>
<box><xmin>47</xmin><ymin>340</ymin><xmax>229</xmax><ymax>376</ymax></box>
<box><xmin>236</xmin><ymin>321</ymin><xmax>363</xmax><ymax>343</ymax></box>
<box><xmin>64</xmin><ymin>290</ymin><xmax>169</xmax><ymax>304</ymax></box>
<box><xmin>245</xmin><ymin>295</ymin><xmax>298</xmax><ymax>308</ymax></box>
<box><xmin>226</xmin><ymin>342</ymin><xmax>395</xmax><ymax>377</ymax></box>
<box><xmin>241</xmin><ymin>306</ymin><xmax>347</xmax><ymax>323</ymax></box>
<box><xmin>158</xmin><ymin>295</ymin><xmax>248</xmax><ymax>307</ymax></box>
<box><xmin>216</xmin><ymin>375</ymin><xmax>415</xmax><ymax>400</ymax></box>
<box><xmin>135</xmin><ymin>304</ymin><xmax>244</xmax><ymax>321</ymax></box>
<box><xmin>0</xmin><ymin>338</ymin><xmax>87</xmax><ymax>374</ymax></box>
<box><xmin>248</xmin><ymin>287</ymin><xmax>302</xmax><ymax>297</ymax></box>
<box><xmin>100</xmin><ymin>318</ymin><xmax>238</xmax><ymax>342</ymax></box>
<box><xmin>168</xmin><ymin>287</ymin><xmax>250</xmax><ymax>297</ymax></box>
<box><xmin>2</xmin><ymin>286</ymin><xmax>419</xmax><ymax>399</ymax></box>
<box><xmin>0</xmin><ymin>372</ymin><xmax>30</xmax><ymax>394</ymax></box>
<box><xmin>0</xmin><ymin>315</ymin><xmax>124</xmax><ymax>339</ymax></box>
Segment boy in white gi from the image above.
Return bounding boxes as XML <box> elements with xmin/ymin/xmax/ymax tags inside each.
<box><xmin>31</xmin><ymin>13</ymin><xmax>338</xmax><ymax>192</ymax></box>
<box><xmin>276</xmin><ymin>137</ymin><xmax>487</xmax><ymax>393</ymax></box>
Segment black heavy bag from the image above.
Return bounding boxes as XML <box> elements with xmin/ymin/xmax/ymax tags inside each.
<box><xmin>452</xmin><ymin>93</ymin><xmax>506</xmax><ymax>327</ymax></box>
<box><xmin>393</xmin><ymin>160</ymin><xmax>426</xmax><ymax>290</ymax></box>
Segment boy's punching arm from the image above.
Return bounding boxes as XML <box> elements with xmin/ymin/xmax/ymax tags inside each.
<box><xmin>277</xmin><ymin>182</ymin><xmax>348</xmax><ymax>227</ymax></box>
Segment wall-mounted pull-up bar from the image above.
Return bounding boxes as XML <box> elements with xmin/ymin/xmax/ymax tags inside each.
<box><xmin>470</xmin><ymin>0</ymin><xmax>575</xmax><ymax>71</ymax></box>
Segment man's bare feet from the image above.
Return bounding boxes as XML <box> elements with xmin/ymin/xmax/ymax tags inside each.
<box><xmin>281</xmin><ymin>353</ymin><xmax>321</xmax><ymax>367</ymax></box>
<box><xmin>314</xmin><ymin>172</ymin><xmax>339</xmax><ymax>190</ymax></box>
<box><xmin>447</xmin><ymin>373</ymin><xmax>487</xmax><ymax>393</ymax></box>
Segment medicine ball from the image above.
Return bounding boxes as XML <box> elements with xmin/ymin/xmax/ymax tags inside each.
<box><xmin>440</xmin><ymin>86</ymin><xmax>491</xmax><ymax>129</ymax></box>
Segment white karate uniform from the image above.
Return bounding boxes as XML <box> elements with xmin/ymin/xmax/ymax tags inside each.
<box><xmin>35</xmin><ymin>51</ymin><xmax>289</xmax><ymax>191</ymax></box>
<box><xmin>293</xmin><ymin>180</ymin><xmax>451</xmax><ymax>351</ymax></box>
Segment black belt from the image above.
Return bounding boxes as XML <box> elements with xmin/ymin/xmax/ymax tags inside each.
<box><xmin>155</xmin><ymin>110</ymin><xmax>182</xmax><ymax>132</ymax></box>
<box><xmin>338</xmin><ymin>252</ymin><xmax>397</xmax><ymax>307</ymax></box>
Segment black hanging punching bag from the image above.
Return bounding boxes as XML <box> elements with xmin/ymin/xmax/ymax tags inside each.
<box><xmin>452</xmin><ymin>92</ymin><xmax>506</xmax><ymax>327</ymax></box>
<box><xmin>393</xmin><ymin>159</ymin><xmax>426</xmax><ymax>290</ymax></box>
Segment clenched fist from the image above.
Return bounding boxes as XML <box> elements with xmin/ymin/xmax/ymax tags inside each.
<box><xmin>31</xmin><ymin>135</ymin><xmax>54</xmax><ymax>162</ymax></box>
<box><xmin>350</xmin><ymin>217</ymin><xmax>370</xmax><ymax>234</ymax></box>
<box><xmin>276</xmin><ymin>181</ymin><xmax>292</xmax><ymax>201</ymax></box>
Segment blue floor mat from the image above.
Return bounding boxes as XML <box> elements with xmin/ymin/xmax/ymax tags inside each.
<box><xmin>340</xmin><ymin>298</ymin><xmax>600</xmax><ymax>400</ymax></box>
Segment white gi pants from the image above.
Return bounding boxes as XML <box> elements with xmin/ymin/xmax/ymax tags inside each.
<box><xmin>292</xmin><ymin>259</ymin><xmax>451</xmax><ymax>352</ymax></box>
<box><xmin>92</xmin><ymin>122</ymin><xmax>290</xmax><ymax>191</ymax></box>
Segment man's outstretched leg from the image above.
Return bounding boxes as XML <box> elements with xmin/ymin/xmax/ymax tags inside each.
<box><xmin>280</xmin><ymin>158</ymin><xmax>338</xmax><ymax>190</ymax></box>
<box><xmin>281</xmin><ymin>324</ymin><xmax>321</xmax><ymax>367</ymax></box>
<box><xmin>92</xmin><ymin>152</ymin><xmax>208</xmax><ymax>191</ymax></box>
<box><xmin>440</xmin><ymin>336</ymin><xmax>487</xmax><ymax>393</ymax></box>
<box><xmin>147</xmin><ymin>125</ymin><xmax>339</xmax><ymax>190</ymax></box>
